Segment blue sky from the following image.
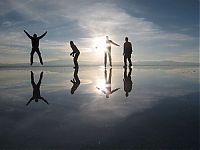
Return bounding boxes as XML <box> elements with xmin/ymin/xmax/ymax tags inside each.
<box><xmin>0</xmin><ymin>0</ymin><xmax>198</xmax><ymax>64</ymax></box>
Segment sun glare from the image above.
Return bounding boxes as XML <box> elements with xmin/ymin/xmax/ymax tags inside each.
<box><xmin>93</xmin><ymin>36</ymin><xmax>106</xmax><ymax>55</ymax></box>
<box><xmin>96</xmin><ymin>79</ymin><xmax>106</xmax><ymax>92</ymax></box>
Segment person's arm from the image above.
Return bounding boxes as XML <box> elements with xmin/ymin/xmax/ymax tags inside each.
<box><xmin>123</xmin><ymin>43</ymin><xmax>125</xmax><ymax>55</ymax></box>
<box><xmin>24</xmin><ymin>30</ymin><xmax>32</xmax><ymax>39</ymax></box>
<box><xmin>130</xmin><ymin>42</ymin><xmax>133</xmax><ymax>53</ymax></box>
<box><xmin>111</xmin><ymin>88</ymin><xmax>120</xmax><ymax>94</ymax></box>
<box><xmin>41</xmin><ymin>97</ymin><xmax>49</xmax><ymax>105</ymax></box>
<box><xmin>111</xmin><ymin>40</ymin><xmax>120</xmax><ymax>47</ymax></box>
<box><xmin>26</xmin><ymin>97</ymin><xmax>34</xmax><ymax>106</ymax></box>
<box><xmin>38</xmin><ymin>31</ymin><xmax>47</xmax><ymax>39</ymax></box>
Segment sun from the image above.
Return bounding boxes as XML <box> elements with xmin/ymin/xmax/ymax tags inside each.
<box><xmin>92</xmin><ymin>36</ymin><xmax>106</xmax><ymax>54</ymax></box>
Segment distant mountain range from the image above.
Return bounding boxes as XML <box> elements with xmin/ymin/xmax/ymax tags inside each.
<box><xmin>0</xmin><ymin>60</ymin><xmax>199</xmax><ymax>67</ymax></box>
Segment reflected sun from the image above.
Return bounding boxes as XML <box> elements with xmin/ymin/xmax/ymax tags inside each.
<box><xmin>96</xmin><ymin>79</ymin><xmax>106</xmax><ymax>91</ymax></box>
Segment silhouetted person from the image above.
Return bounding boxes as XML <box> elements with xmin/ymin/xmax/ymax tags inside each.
<box><xmin>105</xmin><ymin>36</ymin><xmax>120</xmax><ymax>67</ymax></box>
<box><xmin>26</xmin><ymin>71</ymin><xmax>48</xmax><ymax>106</ymax></box>
<box><xmin>123</xmin><ymin>37</ymin><xmax>132</xmax><ymax>67</ymax></box>
<box><xmin>96</xmin><ymin>68</ymin><xmax>120</xmax><ymax>98</ymax></box>
<box><xmin>70</xmin><ymin>41</ymin><xmax>80</xmax><ymax>68</ymax></box>
<box><xmin>24</xmin><ymin>30</ymin><xmax>47</xmax><ymax>65</ymax></box>
<box><xmin>123</xmin><ymin>67</ymin><xmax>133</xmax><ymax>97</ymax></box>
<box><xmin>71</xmin><ymin>67</ymin><xmax>80</xmax><ymax>94</ymax></box>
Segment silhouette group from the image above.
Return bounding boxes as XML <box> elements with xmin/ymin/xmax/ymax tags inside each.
<box><xmin>24</xmin><ymin>30</ymin><xmax>133</xmax><ymax>68</ymax></box>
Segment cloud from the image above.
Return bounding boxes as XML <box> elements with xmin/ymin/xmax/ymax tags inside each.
<box><xmin>0</xmin><ymin>0</ymin><xmax>198</xmax><ymax>64</ymax></box>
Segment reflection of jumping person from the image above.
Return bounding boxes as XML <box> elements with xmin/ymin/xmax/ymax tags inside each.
<box><xmin>96</xmin><ymin>68</ymin><xmax>120</xmax><ymax>98</ymax></box>
<box><xmin>70</xmin><ymin>41</ymin><xmax>80</xmax><ymax>68</ymax></box>
<box><xmin>26</xmin><ymin>71</ymin><xmax>48</xmax><ymax>106</ymax></box>
<box><xmin>105</xmin><ymin>36</ymin><xmax>120</xmax><ymax>67</ymax></box>
<box><xmin>123</xmin><ymin>67</ymin><xmax>133</xmax><ymax>97</ymax></box>
<box><xmin>123</xmin><ymin>37</ymin><xmax>132</xmax><ymax>67</ymax></box>
<box><xmin>24</xmin><ymin>30</ymin><xmax>47</xmax><ymax>65</ymax></box>
<box><xmin>71</xmin><ymin>67</ymin><xmax>80</xmax><ymax>94</ymax></box>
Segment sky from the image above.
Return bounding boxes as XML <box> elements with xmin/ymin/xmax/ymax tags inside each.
<box><xmin>0</xmin><ymin>0</ymin><xmax>199</xmax><ymax>64</ymax></box>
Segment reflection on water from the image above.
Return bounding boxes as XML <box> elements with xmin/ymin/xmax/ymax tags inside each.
<box><xmin>123</xmin><ymin>67</ymin><xmax>133</xmax><ymax>97</ymax></box>
<box><xmin>96</xmin><ymin>68</ymin><xmax>120</xmax><ymax>98</ymax></box>
<box><xmin>26</xmin><ymin>71</ymin><xmax>48</xmax><ymax>106</ymax></box>
<box><xmin>70</xmin><ymin>67</ymin><xmax>80</xmax><ymax>94</ymax></box>
<box><xmin>0</xmin><ymin>66</ymin><xmax>198</xmax><ymax>149</ymax></box>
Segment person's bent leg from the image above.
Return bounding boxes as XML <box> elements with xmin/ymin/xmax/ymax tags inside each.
<box><xmin>36</xmin><ymin>49</ymin><xmax>43</xmax><ymax>65</ymax></box>
<box><xmin>74</xmin><ymin>53</ymin><xmax>79</xmax><ymax>68</ymax></box>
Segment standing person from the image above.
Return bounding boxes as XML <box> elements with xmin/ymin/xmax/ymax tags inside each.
<box><xmin>24</xmin><ymin>30</ymin><xmax>47</xmax><ymax>65</ymax></box>
<box><xmin>123</xmin><ymin>37</ymin><xmax>132</xmax><ymax>67</ymax></box>
<box><xmin>105</xmin><ymin>36</ymin><xmax>120</xmax><ymax>67</ymax></box>
<box><xmin>70</xmin><ymin>41</ymin><xmax>80</xmax><ymax>68</ymax></box>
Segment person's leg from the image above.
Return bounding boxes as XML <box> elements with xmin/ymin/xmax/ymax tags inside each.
<box><xmin>74</xmin><ymin>53</ymin><xmax>79</xmax><ymax>68</ymax></box>
<box><xmin>128</xmin><ymin>56</ymin><xmax>132</xmax><ymax>66</ymax></box>
<box><xmin>124</xmin><ymin>56</ymin><xmax>127</xmax><ymax>67</ymax></box>
<box><xmin>36</xmin><ymin>49</ymin><xmax>43</xmax><ymax>65</ymax></box>
<box><xmin>108</xmin><ymin>49</ymin><xmax>112</xmax><ymax>67</ymax></box>
<box><xmin>30</xmin><ymin>49</ymin><xmax>35</xmax><ymax>65</ymax></box>
<box><xmin>104</xmin><ymin>52</ymin><xmax>107</xmax><ymax>67</ymax></box>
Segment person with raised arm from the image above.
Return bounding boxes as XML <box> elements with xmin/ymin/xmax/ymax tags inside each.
<box><xmin>105</xmin><ymin>36</ymin><xmax>120</xmax><ymax>67</ymax></box>
<box><xmin>24</xmin><ymin>30</ymin><xmax>47</xmax><ymax>65</ymax></box>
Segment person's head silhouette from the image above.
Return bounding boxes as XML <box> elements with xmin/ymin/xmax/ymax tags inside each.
<box><xmin>33</xmin><ymin>34</ymin><xmax>37</xmax><ymax>38</ymax></box>
<box><xmin>125</xmin><ymin>37</ymin><xmax>128</xmax><ymax>42</ymax></box>
<box><xmin>126</xmin><ymin>92</ymin><xmax>129</xmax><ymax>97</ymax></box>
<box><xmin>70</xmin><ymin>41</ymin><xmax>74</xmax><ymax>46</ymax></box>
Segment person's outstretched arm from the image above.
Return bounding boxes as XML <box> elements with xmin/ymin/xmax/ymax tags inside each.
<box><xmin>111</xmin><ymin>88</ymin><xmax>120</xmax><ymax>94</ymax></box>
<box><xmin>38</xmin><ymin>31</ymin><xmax>47</xmax><ymax>39</ymax></box>
<box><xmin>111</xmin><ymin>41</ymin><xmax>120</xmax><ymax>47</ymax></box>
<box><xmin>24</xmin><ymin>30</ymin><xmax>32</xmax><ymax>39</ymax></box>
<box><xmin>41</xmin><ymin>97</ymin><xmax>49</xmax><ymax>105</ymax></box>
<box><xmin>26</xmin><ymin>97</ymin><xmax>34</xmax><ymax>106</ymax></box>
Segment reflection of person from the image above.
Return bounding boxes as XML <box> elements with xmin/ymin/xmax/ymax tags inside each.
<box><xmin>123</xmin><ymin>37</ymin><xmax>132</xmax><ymax>67</ymax></box>
<box><xmin>24</xmin><ymin>30</ymin><xmax>47</xmax><ymax>65</ymax></box>
<box><xmin>123</xmin><ymin>67</ymin><xmax>133</xmax><ymax>97</ymax></box>
<box><xmin>105</xmin><ymin>36</ymin><xmax>120</xmax><ymax>67</ymax></box>
<box><xmin>26</xmin><ymin>71</ymin><xmax>48</xmax><ymax>106</ymax></box>
<box><xmin>96</xmin><ymin>68</ymin><xmax>120</xmax><ymax>98</ymax></box>
<box><xmin>70</xmin><ymin>41</ymin><xmax>80</xmax><ymax>68</ymax></box>
<box><xmin>71</xmin><ymin>67</ymin><xmax>80</xmax><ymax>94</ymax></box>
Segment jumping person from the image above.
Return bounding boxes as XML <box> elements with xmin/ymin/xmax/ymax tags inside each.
<box><xmin>105</xmin><ymin>36</ymin><xmax>120</xmax><ymax>67</ymax></box>
<box><xmin>24</xmin><ymin>30</ymin><xmax>47</xmax><ymax>65</ymax></box>
<box><xmin>26</xmin><ymin>71</ymin><xmax>48</xmax><ymax>106</ymax></box>
<box><xmin>123</xmin><ymin>37</ymin><xmax>132</xmax><ymax>67</ymax></box>
<box><xmin>70</xmin><ymin>41</ymin><xmax>80</xmax><ymax>68</ymax></box>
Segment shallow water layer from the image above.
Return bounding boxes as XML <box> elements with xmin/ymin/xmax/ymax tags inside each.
<box><xmin>0</xmin><ymin>66</ymin><xmax>199</xmax><ymax>149</ymax></box>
